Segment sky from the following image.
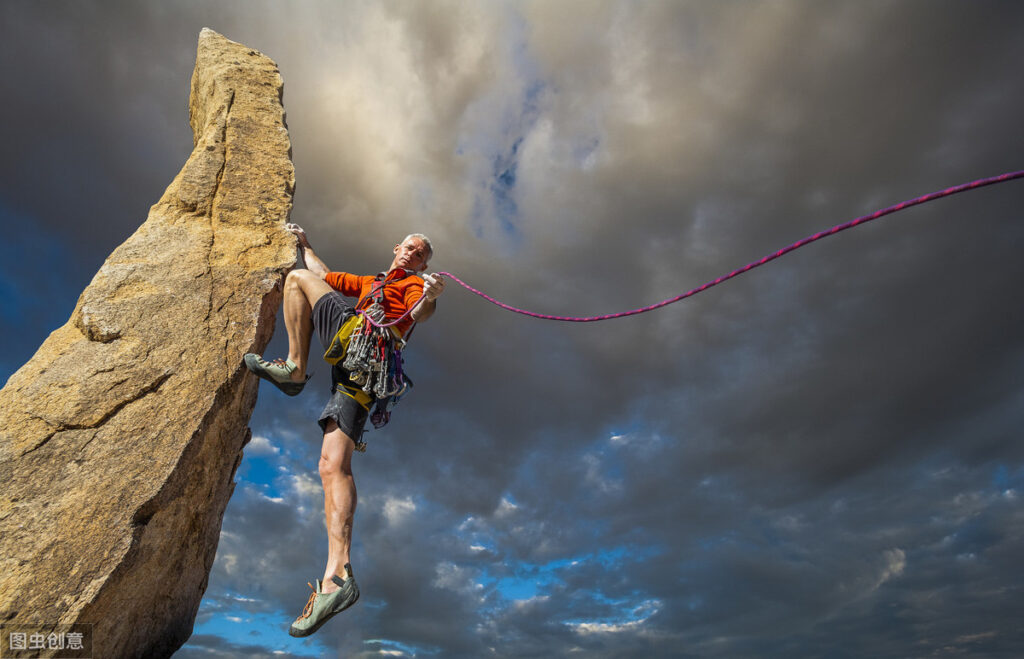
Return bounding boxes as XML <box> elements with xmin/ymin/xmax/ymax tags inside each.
<box><xmin>2</xmin><ymin>1</ymin><xmax>1024</xmax><ymax>657</ymax></box>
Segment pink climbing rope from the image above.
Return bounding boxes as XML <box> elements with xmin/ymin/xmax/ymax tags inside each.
<box><xmin>363</xmin><ymin>170</ymin><xmax>1024</xmax><ymax>327</ymax></box>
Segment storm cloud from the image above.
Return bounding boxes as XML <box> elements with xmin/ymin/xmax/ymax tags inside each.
<box><xmin>3</xmin><ymin>1</ymin><xmax>1024</xmax><ymax>657</ymax></box>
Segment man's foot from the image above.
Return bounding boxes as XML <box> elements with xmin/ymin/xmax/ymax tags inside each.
<box><xmin>288</xmin><ymin>565</ymin><xmax>360</xmax><ymax>637</ymax></box>
<box><xmin>243</xmin><ymin>354</ymin><xmax>308</xmax><ymax>396</ymax></box>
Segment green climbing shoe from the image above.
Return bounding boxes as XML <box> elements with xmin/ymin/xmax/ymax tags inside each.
<box><xmin>288</xmin><ymin>566</ymin><xmax>360</xmax><ymax>637</ymax></box>
<box><xmin>243</xmin><ymin>354</ymin><xmax>308</xmax><ymax>396</ymax></box>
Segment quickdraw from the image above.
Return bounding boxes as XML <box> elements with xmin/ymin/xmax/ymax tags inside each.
<box><xmin>340</xmin><ymin>301</ymin><xmax>410</xmax><ymax>402</ymax></box>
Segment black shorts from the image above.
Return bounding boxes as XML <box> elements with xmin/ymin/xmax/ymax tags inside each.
<box><xmin>312</xmin><ymin>291</ymin><xmax>370</xmax><ymax>443</ymax></box>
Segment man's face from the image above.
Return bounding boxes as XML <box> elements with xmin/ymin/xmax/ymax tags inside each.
<box><xmin>393</xmin><ymin>237</ymin><xmax>430</xmax><ymax>273</ymax></box>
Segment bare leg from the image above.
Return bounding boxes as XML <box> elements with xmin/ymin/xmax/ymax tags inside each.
<box><xmin>282</xmin><ymin>269</ymin><xmax>334</xmax><ymax>381</ymax></box>
<box><xmin>319</xmin><ymin>419</ymin><xmax>356</xmax><ymax>593</ymax></box>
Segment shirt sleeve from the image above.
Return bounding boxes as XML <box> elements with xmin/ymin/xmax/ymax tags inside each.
<box><xmin>324</xmin><ymin>272</ymin><xmax>364</xmax><ymax>297</ymax></box>
<box><xmin>403</xmin><ymin>276</ymin><xmax>425</xmax><ymax>310</ymax></box>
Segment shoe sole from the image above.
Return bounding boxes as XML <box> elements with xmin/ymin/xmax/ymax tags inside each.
<box><xmin>243</xmin><ymin>354</ymin><xmax>308</xmax><ymax>396</ymax></box>
<box><xmin>287</xmin><ymin>588</ymin><xmax>359</xmax><ymax>637</ymax></box>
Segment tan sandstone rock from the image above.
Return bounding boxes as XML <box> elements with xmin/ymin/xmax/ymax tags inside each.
<box><xmin>0</xmin><ymin>29</ymin><xmax>296</xmax><ymax>658</ymax></box>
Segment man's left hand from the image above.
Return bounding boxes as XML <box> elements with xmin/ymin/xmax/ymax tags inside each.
<box><xmin>422</xmin><ymin>273</ymin><xmax>446</xmax><ymax>301</ymax></box>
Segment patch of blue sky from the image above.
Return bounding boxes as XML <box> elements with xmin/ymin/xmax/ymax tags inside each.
<box><xmin>237</xmin><ymin>454</ymin><xmax>287</xmax><ymax>500</ymax></box>
<box><xmin>493</xmin><ymin>575</ymin><xmax>541</xmax><ymax>601</ymax></box>
<box><xmin>477</xmin><ymin>128</ymin><xmax>529</xmax><ymax>246</ymax></box>
<box><xmin>482</xmin><ymin>546</ymin><xmax>663</xmax><ymax>604</ymax></box>
<box><xmin>0</xmin><ymin>206</ymin><xmax>81</xmax><ymax>317</ymax></box>
<box><xmin>475</xmin><ymin>557</ymin><xmax>569</xmax><ymax>600</ymax></box>
<box><xmin>990</xmin><ymin>463</ymin><xmax>1022</xmax><ymax>494</ymax></box>
<box><xmin>589</xmin><ymin>546</ymin><xmax>632</xmax><ymax>567</ymax></box>
<box><xmin>462</xmin><ymin>35</ymin><xmax>548</xmax><ymax>249</ymax></box>
<box><xmin>489</xmin><ymin>152</ymin><xmax>520</xmax><ymax>239</ymax></box>
<box><xmin>0</xmin><ymin>277</ymin><xmax>24</xmax><ymax>325</ymax></box>
<box><xmin>235</xmin><ymin>433</ymin><xmax>311</xmax><ymax>500</ymax></box>
<box><xmin>591</xmin><ymin>544</ymin><xmax>666</xmax><ymax>570</ymax></box>
<box><xmin>364</xmin><ymin>638</ymin><xmax>441</xmax><ymax>657</ymax></box>
<box><xmin>0</xmin><ymin>204</ymin><xmax>84</xmax><ymax>382</ymax></box>
<box><xmin>186</xmin><ymin>603</ymin><xmax>328</xmax><ymax>658</ymax></box>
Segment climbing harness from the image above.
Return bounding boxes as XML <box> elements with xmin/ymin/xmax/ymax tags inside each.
<box><xmin>323</xmin><ymin>272</ymin><xmax>415</xmax><ymax>438</ymax></box>
<box><xmin>358</xmin><ymin>170</ymin><xmax>1024</xmax><ymax>328</ymax></box>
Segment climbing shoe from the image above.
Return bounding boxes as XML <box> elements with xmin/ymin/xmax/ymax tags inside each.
<box><xmin>288</xmin><ymin>565</ymin><xmax>360</xmax><ymax>637</ymax></box>
<box><xmin>243</xmin><ymin>354</ymin><xmax>308</xmax><ymax>396</ymax></box>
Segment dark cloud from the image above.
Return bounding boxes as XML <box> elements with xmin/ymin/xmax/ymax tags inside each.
<box><xmin>3</xmin><ymin>1</ymin><xmax>1024</xmax><ymax>657</ymax></box>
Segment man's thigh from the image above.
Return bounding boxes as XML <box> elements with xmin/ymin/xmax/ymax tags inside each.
<box><xmin>293</xmin><ymin>269</ymin><xmax>335</xmax><ymax>303</ymax></box>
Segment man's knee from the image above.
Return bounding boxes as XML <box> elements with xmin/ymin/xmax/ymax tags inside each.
<box><xmin>287</xmin><ymin>268</ymin><xmax>331</xmax><ymax>303</ymax></box>
<box><xmin>319</xmin><ymin>453</ymin><xmax>352</xmax><ymax>480</ymax></box>
<box><xmin>319</xmin><ymin>424</ymin><xmax>355</xmax><ymax>480</ymax></box>
<box><xmin>286</xmin><ymin>268</ymin><xmax>313</xmax><ymax>288</ymax></box>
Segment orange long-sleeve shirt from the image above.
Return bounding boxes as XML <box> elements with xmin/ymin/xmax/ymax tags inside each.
<box><xmin>325</xmin><ymin>269</ymin><xmax>424</xmax><ymax>337</ymax></box>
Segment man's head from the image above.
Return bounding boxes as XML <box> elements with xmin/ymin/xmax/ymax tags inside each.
<box><xmin>391</xmin><ymin>233</ymin><xmax>433</xmax><ymax>273</ymax></box>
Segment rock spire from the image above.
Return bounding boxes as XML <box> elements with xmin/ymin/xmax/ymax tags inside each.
<box><xmin>0</xmin><ymin>28</ymin><xmax>296</xmax><ymax>658</ymax></box>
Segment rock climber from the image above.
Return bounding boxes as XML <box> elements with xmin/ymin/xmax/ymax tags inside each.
<box><xmin>243</xmin><ymin>223</ymin><xmax>445</xmax><ymax>637</ymax></box>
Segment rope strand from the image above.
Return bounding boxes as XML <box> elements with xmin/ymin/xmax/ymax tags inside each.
<box><xmin>362</xmin><ymin>170</ymin><xmax>1024</xmax><ymax>327</ymax></box>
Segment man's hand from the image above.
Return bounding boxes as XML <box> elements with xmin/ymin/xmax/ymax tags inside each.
<box><xmin>412</xmin><ymin>273</ymin><xmax>445</xmax><ymax>323</ymax></box>
<box><xmin>286</xmin><ymin>223</ymin><xmax>330</xmax><ymax>278</ymax></box>
<box><xmin>285</xmin><ymin>223</ymin><xmax>312</xmax><ymax>249</ymax></box>
<box><xmin>422</xmin><ymin>273</ymin><xmax>446</xmax><ymax>302</ymax></box>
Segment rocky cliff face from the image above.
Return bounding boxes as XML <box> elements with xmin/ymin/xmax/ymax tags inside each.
<box><xmin>0</xmin><ymin>29</ymin><xmax>296</xmax><ymax>658</ymax></box>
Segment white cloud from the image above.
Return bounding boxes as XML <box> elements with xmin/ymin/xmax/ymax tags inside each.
<box><xmin>383</xmin><ymin>496</ymin><xmax>417</xmax><ymax>526</ymax></box>
<box><xmin>571</xmin><ymin>619</ymin><xmax>646</xmax><ymax>635</ymax></box>
<box><xmin>246</xmin><ymin>435</ymin><xmax>280</xmax><ymax>457</ymax></box>
<box><xmin>288</xmin><ymin>472</ymin><xmax>323</xmax><ymax>506</ymax></box>
<box><xmin>432</xmin><ymin>561</ymin><xmax>481</xmax><ymax>596</ymax></box>
<box><xmin>568</xmin><ymin>599</ymin><xmax>662</xmax><ymax>635</ymax></box>
<box><xmin>495</xmin><ymin>497</ymin><xmax>519</xmax><ymax>518</ymax></box>
<box><xmin>218</xmin><ymin>553</ymin><xmax>239</xmax><ymax>577</ymax></box>
<box><xmin>513</xmin><ymin>594</ymin><xmax>550</xmax><ymax>611</ymax></box>
<box><xmin>880</xmin><ymin>548</ymin><xmax>907</xmax><ymax>583</ymax></box>
<box><xmin>837</xmin><ymin>548</ymin><xmax>907</xmax><ymax>602</ymax></box>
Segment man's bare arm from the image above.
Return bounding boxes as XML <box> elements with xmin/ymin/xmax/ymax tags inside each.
<box><xmin>286</xmin><ymin>223</ymin><xmax>330</xmax><ymax>279</ymax></box>
<box><xmin>410</xmin><ymin>273</ymin><xmax>445</xmax><ymax>323</ymax></box>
